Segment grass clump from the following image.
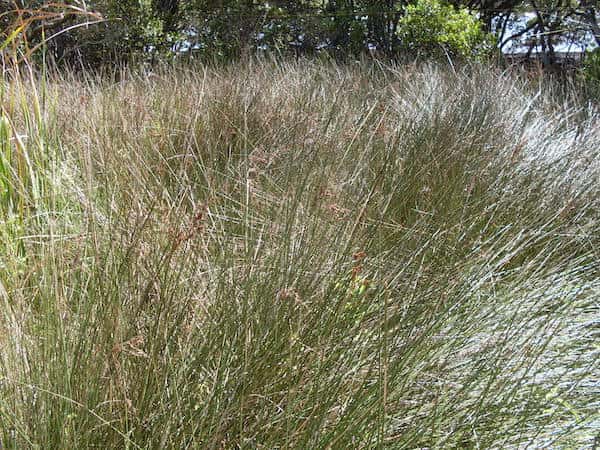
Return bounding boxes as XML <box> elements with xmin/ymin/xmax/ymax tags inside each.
<box><xmin>0</xmin><ymin>60</ymin><xmax>598</xmax><ymax>448</ymax></box>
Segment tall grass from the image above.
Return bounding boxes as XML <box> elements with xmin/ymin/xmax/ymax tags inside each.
<box><xmin>0</xmin><ymin>60</ymin><xmax>598</xmax><ymax>449</ymax></box>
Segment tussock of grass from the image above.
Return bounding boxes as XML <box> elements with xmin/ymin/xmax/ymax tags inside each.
<box><xmin>0</xmin><ymin>60</ymin><xmax>598</xmax><ymax>448</ymax></box>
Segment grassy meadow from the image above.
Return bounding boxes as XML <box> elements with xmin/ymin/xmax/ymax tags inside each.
<box><xmin>0</xmin><ymin>60</ymin><xmax>598</xmax><ymax>448</ymax></box>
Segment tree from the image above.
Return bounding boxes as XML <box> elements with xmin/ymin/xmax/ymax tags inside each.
<box><xmin>397</xmin><ymin>0</ymin><xmax>494</xmax><ymax>59</ymax></box>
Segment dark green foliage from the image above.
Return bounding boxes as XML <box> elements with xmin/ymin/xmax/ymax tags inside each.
<box><xmin>581</xmin><ymin>48</ymin><xmax>600</xmax><ymax>97</ymax></box>
<box><xmin>4</xmin><ymin>0</ymin><xmax>600</xmax><ymax>70</ymax></box>
<box><xmin>2</xmin><ymin>0</ymin><xmax>493</xmax><ymax>66</ymax></box>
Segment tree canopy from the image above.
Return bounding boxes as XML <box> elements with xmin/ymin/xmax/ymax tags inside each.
<box><xmin>1</xmin><ymin>0</ymin><xmax>598</xmax><ymax>67</ymax></box>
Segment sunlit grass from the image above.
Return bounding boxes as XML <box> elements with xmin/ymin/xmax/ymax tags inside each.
<box><xmin>0</xmin><ymin>60</ymin><xmax>598</xmax><ymax>448</ymax></box>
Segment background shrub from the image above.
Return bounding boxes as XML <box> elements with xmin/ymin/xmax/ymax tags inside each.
<box><xmin>397</xmin><ymin>0</ymin><xmax>494</xmax><ymax>59</ymax></box>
